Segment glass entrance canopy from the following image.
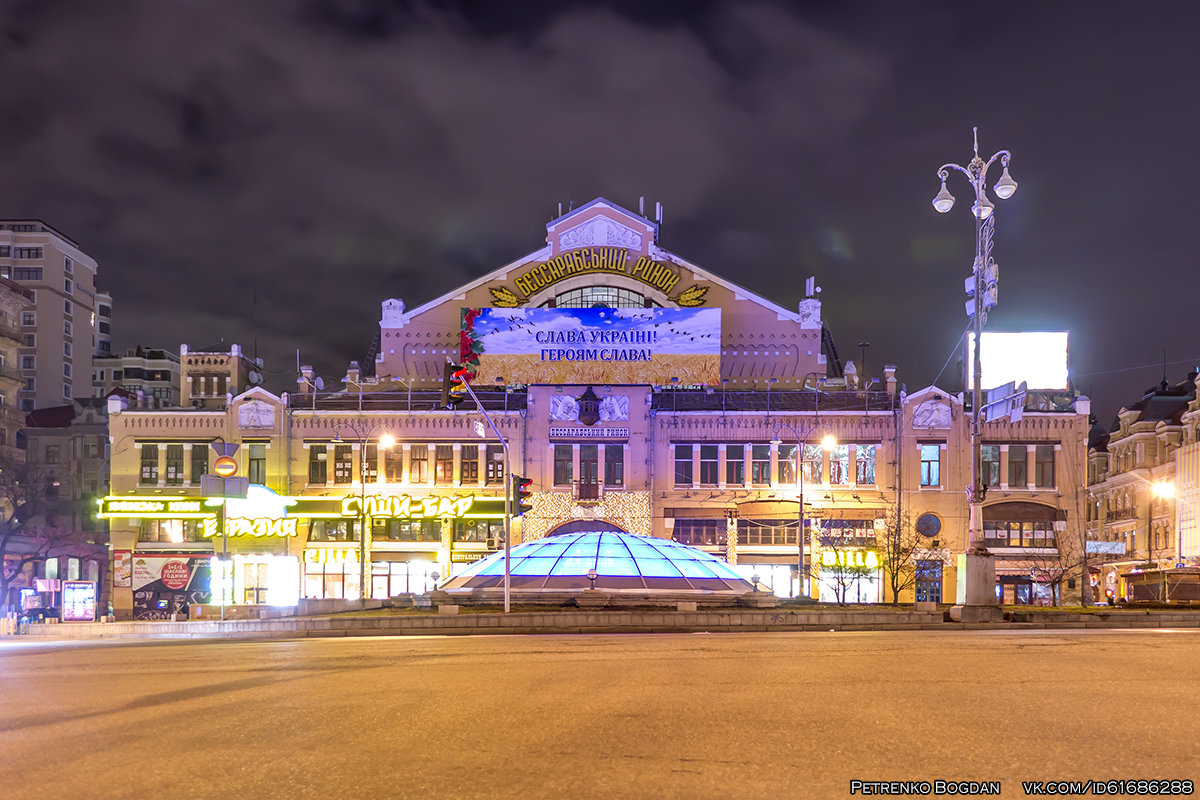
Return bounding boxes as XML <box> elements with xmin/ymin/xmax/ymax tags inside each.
<box><xmin>441</xmin><ymin>529</ymin><xmax>754</xmax><ymax>594</ymax></box>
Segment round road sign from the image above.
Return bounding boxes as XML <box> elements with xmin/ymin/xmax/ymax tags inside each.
<box><xmin>213</xmin><ymin>455</ymin><xmax>238</xmax><ymax>478</ymax></box>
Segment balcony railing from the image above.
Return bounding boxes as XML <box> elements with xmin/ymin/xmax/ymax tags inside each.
<box><xmin>575</xmin><ymin>480</ymin><xmax>602</xmax><ymax>503</ymax></box>
<box><xmin>1106</xmin><ymin>509</ymin><xmax>1139</xmax><ymax>522</ymax></box>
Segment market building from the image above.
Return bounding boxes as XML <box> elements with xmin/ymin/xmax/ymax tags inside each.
<box><xmin>100</xmin><ymin>198</ymin><xmax>1090</xmax><ymax>618</ymax></box>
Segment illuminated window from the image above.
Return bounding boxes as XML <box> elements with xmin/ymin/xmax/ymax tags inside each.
<box><xmin>434</xmin><ymin>445</ymin><xmax>454</xmax><ymax>485</ymax></box>
<box><xmin>674</xmin><ymin>444</ymin><xmax>693</xmax><ymax>486</ymax></box>
<box><xmin>410</xmin><ymin>446</ymin><xmax>429</xmax><ymax>484</ymax></box>
<box><xmin>548</xmin><ymin>286</ymin><xmax>659</xmax><ymax>308</ymax></box>
<box><xmin>856</xmin><ymin>445</ymin><xmax>876</xmax><ymax>485</ymax></box>
<box><xmin>333</xmin><ymin>445</ymin><xmax>353</xmax><ymax>484</ymax></box>
<box><xmin>1008</xmin><ymin>445</ymin><xmax>1028</xmax><ymax>486</ymax></box>
<box><xmin>777</xmin><ymin>444</ymin><xmax>797</xmax><ymax>484</ymax></box>
<box><xmin>802</xmin><ymin>444</ymin><xmax>824</xmax><ymax>484</ymax></box>
<box><xmin>454</xmin><ymin>519</ymin><xmax>503</xmax><ymax>543</ymax></box>
<box><xmin>672</xmin><ymin>519</ymin><xmax>727</xmax><ymax>547</ymax></box>
<box><xmin>920</xmin><ymin>444</ymin><xmax>940</xmax><ymax>487</ymax></box>
<box><xmin>485</xmin><ymin>445</ymin><xmax>504</xmax><ymax>484</ymax></box>
<box><xmin>725</xmin><ymin>444</ymin><xmax>745</xmax><ymax>486</ymax></box>
<box><xmin>829</xmin><ymin>445</ymin><xmax>850</xmax><ymax>485</ymax></box>
<box><xmin>982</xmin><ymin>445</ymin><xmax>1001</xmax><ymax>487</ymax></box>
<box><xmin>604</xmin><ymin>444</ymin><xmax>624</xmax><ymax>486</ymax></box>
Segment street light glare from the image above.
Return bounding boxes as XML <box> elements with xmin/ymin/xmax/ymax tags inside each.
<box><xmin>821</xmin><ymin>434</ymin><xmax>837</xmax><ymax>450</ymax></box>
<box><xmin>1152</xmin><ymin>481</ymin><xmax>1175</xmax><ymax>499</ymax></box>
<box><xmin>379</xmin><ymin>433</ymin><xmax>395</xmax><ymax>449</ymax></box>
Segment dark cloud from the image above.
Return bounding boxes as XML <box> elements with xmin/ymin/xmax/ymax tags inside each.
<box><xmin>1</xmin><ymin>0</ymin><xmax>1196</xmax><ymax>419</ymax></box>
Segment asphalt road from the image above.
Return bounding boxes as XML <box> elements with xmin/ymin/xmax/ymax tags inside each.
<box><xmin>1</xmin><ymin>630</ymin><xmax>1197</xmax><ymax>799</ymax></box>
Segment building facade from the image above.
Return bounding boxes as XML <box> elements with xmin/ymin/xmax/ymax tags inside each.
<box><xmin>0</xmin><ymin>277</ymin><xmax>34</xmax><ymax>454</ymax></box>
<box><xmin>93</xmin><ymin>346</ymin><xmax>181</xmax><ymax>408</ymax></box>
<box><xmin>0</xmin><ymin>220</ymin><xmax>102</xmax><ymax>410</ymax></box>
<box><xmin>100</xmin><ymin>199</ymin><xmax>1090</xmax><ymax>618</ymax></box>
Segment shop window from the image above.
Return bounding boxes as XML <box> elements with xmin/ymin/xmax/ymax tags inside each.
<box><xmin>485</xmin><ymin>444</ymin><xmax>504</xmax><ymax>484</ymax></box>
<box><xmin>777</xmin><ymin>444</ymin><xmax>797</xmax><ymax>484</ymax></box>
<box><xmin>1008</xmin><ymin>445</ymin><xmax>1028</xmax><ymax>486</ymax></box>
<box><xmin>333</xmin><ymin>445</ymin><xmax>353</xmax><ymax>484</ymax></box>
<box><xmin>1035</xmin><ymin>445</ymin><xmax>1055</xmax><ymax>488</ymax></box>
<box><xmin>461</xmin><ymin>445</ymin><xmax>479</xmax><ymax>484</ymax></box>
<box><xmin>191</xmin><ymin>446</ymin><xmax>209</xmax><ymax>483</ymax></box>
<box><xmin>699</xmin><ymin>445</ymin><xmax>719</xmax><ymax>485</ymax></box>
<box><xmin>410</xmin><ymin>446</ymin><xmax>429</xmax><ymax>484</ymax></box>
<box><xmin>454</xmin><ymin>519</ymin><xmax>503</xmax><ymax>544</ymax></box>
<box><xmin>737</xmin><ymin>518</ymin><xmax>799</xmax><ymax>546</ymax></box>
<box><xmin>802</xmin><ymin>443</ymin><xmax>824</xmax><ymax>484</ymax></box>
<box><xmin>308</xmin><ymin>445</ymin><xmax>328</xmax><ymax>485</ymax></box>
<box><xmin>604</xmin><ymin>444</ymin><xmax>624</xmax><ymax>486</ymax></box>
<box><xmin>920</xmin><ymin>444</ymin><xmax>940</xmax><ymax>487</ymax></box>
<box><xmin>982</xmin><ymin>445</ymin><xmax>1001</xmax><ymax>487</ymax></box>
<box><xmin>673</xmin><ymin>444</ymin><xmax>693</xmax><ymax>486</ymax></box>
<box><xmin>307</xmin><ymin>519</ymin><xmax>359</xmax><ymax>542</ymax></box>
<box><xmin>248</xmin><ymin>444</ymin><xmax>267</xmax><ymax>485</ymax></box>
<box><xmin>138</xmin><ymin>519</ymin><xmax>203</xmax><ymax>543</ymax></box>
<box><xmin>750</xmin><ymin>445</ymin><xmax>771</xmax><ymax>485</ymax></box>
<box><xmin>384</xmin><ymin>446</ymin><xmax>402</xmax><ymax>483</ymax></box>
<box><xmin>726</xmin><ymin>444</ymin><xmax>745</xmax><ymax>486</ymax></box>
<box><xmin>140</xmin><ymin>444</ymin><xmax>159</xmax><ymax>484</ymax></box>
<box><xmin>671</xmin><ymin>519</ymin><xmax>727</xmax><ymax>547</ymax></box>
<box><xmin>553</xmin><ymin>445</ymin><xmax>573</xmax><ymax>486</ymax></box>
<box><xmin>856</xmin><ymin>444</ymin><xmax>876</xmax><ymax>486</ymax></box>
<box><xmin>165</xmin><ymin>444</ymin><xmax>184</xmax><ymax>485</ymax></box>
<box><xmin>434</xmin><ymin>445</ymin><xmax>454</xmax><ymax>485</ymax></box>
<box><xmin>829</xmin><ymin>445</ymin><xmax>850</xmax><ymax>485</ymax></box>
<box><xmin>369</xmin><ymin>518</ymin><xmax>441</xmax><ymax>542</ymax></box>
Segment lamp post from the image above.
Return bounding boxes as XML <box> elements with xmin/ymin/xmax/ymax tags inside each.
<box><xmin>1147</xmin><ymin>480</ymin><xmax>1175</xmax><ymax>601</ymax></box>
<box><xmin>332</xmin><ymin>423</ymin><xmax>394</xmax><ymax>606</ymax></box>
<box><xmin>772</xmin><ymin>422</ymin><xmax>836</xmax><ymax>599</ymax></box>
<box><xmin>933</xmin><ymin>128</ymin><xmax>1017</xmax><ymax>618</ymax></box>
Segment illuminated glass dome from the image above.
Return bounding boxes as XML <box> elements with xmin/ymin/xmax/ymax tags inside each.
<box><xmin>441</xmin><ymin>529</ymin><xmax>754</xmax><ymax>595</ymax></box>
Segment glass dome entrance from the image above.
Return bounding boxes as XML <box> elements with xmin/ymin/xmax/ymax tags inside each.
<box><xmin>441</xmin><ymin>529</ymin><xmax>754</xmax><ymax>594</ymax></box>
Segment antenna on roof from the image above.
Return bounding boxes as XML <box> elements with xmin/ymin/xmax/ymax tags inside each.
<box><xmin>805</xmin><ymin>276</ymin><xmax>816</xmax><ymax>297</ymax></box>
<box><xmin>558</xmin><ymin>202</ymin><xmax>562</xmax><ymax>217</ymax></box>
<box><xmin>1163</xmin><ymin>348</ymin><xmax>1168</xmax><ymax>384</ymax></box>
<box><xmin>639</xmin><ymin>196</ymin><xmax>645</xmax><ymax>215</ymax></box>
<box><xmin>655</xmin><ymin>201</ymin><xmax>663</xmax><ymax>225</ymax></box>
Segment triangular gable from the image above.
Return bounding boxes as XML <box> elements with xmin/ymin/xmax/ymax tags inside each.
<box><xmin>231</xmin><ymin>385</ymin><xmax>282</xmax><ymax>406</ymax></box>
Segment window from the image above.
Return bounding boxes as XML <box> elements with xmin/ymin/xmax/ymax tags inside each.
<box><xmin>434</xmin><ymin>445</ymin><xmax>454</xmax><ymax>485</ymax></box>
<box><xmin>165</xmin><ymin>445</ymin><xmax>184</xmax><ymax>485</ymax></box>
<box><xmin>777</xmin><ymin>444</ymin><xmax>797</xmax><ymax>484</ymax></box>
<box><xmin>21</xmin><ymin>312</ymin><xmax>35</xmax><ymax>327</ymax></box>
<box><xmin>550</xmin><ymin>286</ymin><xmax>657</xmax><ymax>308</ymax></box>
<box><xmin>674</xmin><ymin>444</ymin><xmax>693</xmax><ymax>486</ymax></box>
<box><xmin>83</xmin><ymin>436</ymin><xmax>102</xmax><ymax>459</ymax></box>
<box><xmin>920</xmin><ymin>444</ymin><xmax>941</xmax><ymax>487</ymax></box>
<box><xmin>191</xmin><ymin>445</ymin><xmax>208</xmax><ymax>482</ymax></box>
<box><xmin>829</xmin><ymin>445</ymin><xmax>850</xmax><ymax>485</ymax></box>
<box><xmin>64</xmin><ymin>278</ymin><xmax>73</xmax><ymax>294</ymax></box>
<box><xmin>248</xmin><ymin>444</ymin><xmax>267</xmax><ymax>485</ymax></box>
<box><xmin>20</xmin><ymin>377</ymin><xmax>31</xmax><ymax>392</ymax></box>
<box><xmin>64</xmin><ymin>298</ymin><xmax>72</xmax><ymax>315</ymax></box>
<box><xmin>64</xmin><ymin>320</ymin><xmax>72</xmax><ymax>336</ymax></box>
<box><xmin>604</xmin><ymin>444</ymin><xmax>624</xmax><ymax>486</ymax></box>
<box><xmin>45</xmin><ymin>445</ymin><xmax>61</xmax><ymax>464</ymax></box>
<box><xmin>579</xmin><ymin>445</ymin><xmax>599</xmax><ymax>490</ymax></box>
<box><xmin>461</xmin><ymin>445</ymin><xmax>479</xmax><ymax>483</ymax></box>
<box><xmin>308</xmin><ymin>445</ymin><xmax>328</xmax><ymax>484</ymax></box>
<box><xmin>554</xmin><ymin>445</ymin><xmax>573</xmax><ymax>486</ymax></box>
<box><xmin>384</xmin><ymin>446</ymin><xmax>402</xmax><ymax>482</ymax></box>
<box><xmin>671</xmin><ymin>519</ymin><xmax>728</xmax><ymax>547</ymax></box>
<box><xmin>361</xmin><ymin>444</ymin><xmax>378</xmax><ymax>483</ymax></box>
<box><xmin>699</xmin><ymin>445</ymin><xmax>719</xmax><ymax>485</ymax></box>
<box><xmin>98</xmin><ymin>321</ymin><xmax>110</xmax><ymax>334</ymax></box>
<box><xmin>410</xmin><ymin>446</ymin><xmax>429</xmax><ymax>483</ymax></box>
<box><xmin>98</xmin><ymin>304</ymin><xmax>111</xmax><ymax>317</ymax></box>
<box><xmin>333</xmin><ymin>445</ymin><xmax>353</xmax><ymax>484</ymax></box>
<box><xmin>751</xmin><ymin>444</ymin><xmax>771</xmax><ymax>485</ymax></box>
<box><xmin>64</xmin><ymin>257</ymin><xmax>72</xmax><ymax>274</ymax></box>
<box><xmin>0</xmin><ymin>245</ymin><xmax>7</xmax><ymax>257</ymax></box>
<box><xmin>915</xmin><ymin>561</ymin><xmax>942</xmax><ymax>603</ymax></box>
<box><xmin>1008</xmin><ymin>445</ymin><xmax>1028</xmax><ymax>487</ymax></box>
<box><xmin>13</xmin><ymin>248</ymin><xmax>42</xmax><ymax>260</ymax></box>
<box><xmin>453</xmin><ymin>518</ymin><xmax>504</xmax><ymax>544</ymax></box>
<box><xmin>1035</xmin><ymin>445</ymin><xmax>1055</xmax><ymax>488</ymax></box>
<box><xmin>22</xmin><ymin>334</ymin><xmax>34</xmax><ymax>346</ymax></box>
<box><xmin>63</xmin><ymin>383</ymin><xmax>71</xmax><ymax>399</ymax></box>
<box><xmin>485</xmin><ymin>445</ymin><xmax>504</xmax><ymax>484</ymax></box>
<box><xmin>18</xmin><ymin>355</ymin><xmax>30</xmax><ymax>371</ymax></box>
<box><xmin>856</xmin><ymin>444</ymin><xmax>876</xmax><ymax>485</ymax></box>
<box><xmin>140</xmin><ymin>444</ymin><xmax>159</xmax><ymax>484</ymax></box>
<box><xmin>64</xmin><ymin>342</ymin><xmax>72</xmax><ymax>357</ymax></box>
<box><xmin>726</xmin><ymin>444</ymin><xmax>745</xmax><ymax>486</ymax></box>
<box><xmin>802</xmin><ymin>444</ymin><xmax>824</xmax><ymax>484</ymax></box>
<box><xmin>982</xmin><ymin>445</ymin><xmax>1001</xmax><ymax>487</ymax></box>
<box><xmin>63</xmin><ymin>362</ymin><xmax>71</xmax><ymax>378</ymax></box>
<box><xmin>12</xmin><ymin>266</ymin><xmax>43</xmax><ymax>278</ymax></box>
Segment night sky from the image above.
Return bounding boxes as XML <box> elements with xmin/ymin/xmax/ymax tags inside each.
<box><xmin>3</xmin><ymin>0</ymin><xmax>1197</xmax><ymax>422</ymax></box>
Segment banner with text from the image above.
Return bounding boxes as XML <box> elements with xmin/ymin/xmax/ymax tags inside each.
<box><xmin>462</xmin><ymin>307</ymin><xmax>720</xmax><ymax>385</ymax></box>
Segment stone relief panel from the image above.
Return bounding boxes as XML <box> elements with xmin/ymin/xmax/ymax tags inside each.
<box><xmin>558</xmin><ymin>217</ymin><xmax>642</xmax><ymax>250</ymax></box>
<box><xmin>549</xmin><ymin>395</ymin><xmax>579</xmax><ymax>421</ymax></box>
<box><xmin>600</xmin><ymin>396</ymin><xmax>630</xmax><ymax>421</ymax></box>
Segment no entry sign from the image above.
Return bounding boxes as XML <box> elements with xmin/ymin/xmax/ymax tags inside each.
<box><xmin>213</xmin><ymin>455</ymin><xmax>238</xmax><ymax>478</ymax></box>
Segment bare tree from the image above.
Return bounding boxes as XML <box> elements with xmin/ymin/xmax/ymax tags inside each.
<box><xmin>875</xmin><ymin>500</ymin><xmax>927</xmax><ymax>603</ymax></box>
<box><xmin>1027</xmin><ymin>529</ymin><xmax>1086</xmax><ymax>607</ymax></box>
<box><xmin>814</xmin><ymin>516</ymin><xmax>878</xmax><ymax>605</ymax></box>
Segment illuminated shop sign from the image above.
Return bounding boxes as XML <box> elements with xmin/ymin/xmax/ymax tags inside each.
<box><xmin>341</xmin><ymin>495</ymin><xmax>475</xmax><ymax>519</ymax></box>
<box><xmin>99</xmin><ymin>497</ymin><xmax>208</xmax><ymax>517</ymax></box>
<box><xmin>461</xmin><ymin>307</ymin><xmax>720</xmax><ymax>386</ymax></box>
<box><xmin>203</xmin><ymin>517</ymin><xmax>300</xmax><ymax>538</ymax></box>
<box><xmin>489</xmin><ymin>247</ymin><xmax>698</xmax><ymax>307</ymax></box>
<box><xmin>819</xmin><ymin>549</ymin><xmax>879</xmax><ymax>569</ymax></box>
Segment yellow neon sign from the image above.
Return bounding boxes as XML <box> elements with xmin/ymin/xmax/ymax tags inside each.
<box><xmin>820</xmin><ymin>549</ymin><xmax>879</xmax><ymax>569</ymax></box>
<box><xmin>203</xmin><ymin>517</ymin><xmax>299</xmax><ymax>538</ymax></box>
<box><xmin>340</xmin><ymin>495</ymin><xmax>475</xmax><ymax>520</ymax></box>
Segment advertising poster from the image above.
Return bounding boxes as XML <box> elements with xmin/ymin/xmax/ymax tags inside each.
<box><xmin>461</xmin><ymin>307</ymin><xmax>720</xmax><ymax>385</ymax></box>
<box><xmin>131</xmin><ymin>555</ymin><xmax>212</xmax><ymax>620</ymax></box>
<box><xmin>113</xmin><ymin>550</ymin><xmax>132</xmax><ymax>588</ymax></box>
<box><xmin>62</xmin><ymin>581</ymin><xmax>97</xmax><ymax>621</ymax></box>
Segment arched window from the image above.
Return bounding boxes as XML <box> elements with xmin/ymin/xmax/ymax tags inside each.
<box><xmin>542</xmin><ymin>286</ymin><xmax>660</xmax><ymax>309</ymax></box>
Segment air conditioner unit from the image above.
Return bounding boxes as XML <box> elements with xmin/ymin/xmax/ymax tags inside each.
<box><xmin>486</xmin><ymin>538</ymin><xmax>498</xmax><ymax>549</ymax></box>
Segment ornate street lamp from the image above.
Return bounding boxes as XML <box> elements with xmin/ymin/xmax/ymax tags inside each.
<box><xmin>771</xmin><ymin>422</ymin><xmax>835</xmax><ymax>599</ymax></box>
<box><xmin>333</xmin><ymin>423</ymin><xmax>394</xmax><ymax>605</ymax></box>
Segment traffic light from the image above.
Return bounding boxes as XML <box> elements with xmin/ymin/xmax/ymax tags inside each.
<box><xmin>511</xmin><ymin>475</ymin><xmax>533</xmax><ymax>517</ymax></box>
<box><xmin>441</xmin><ymin>362</ymin><xmax>470</xmax><ymax>408</ymax></box>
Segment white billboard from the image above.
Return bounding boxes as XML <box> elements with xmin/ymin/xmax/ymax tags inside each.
<box><xmin>967</xmin><ymin>331</ymin><xmax>1069</xmax><ymax>391</ymax></box>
